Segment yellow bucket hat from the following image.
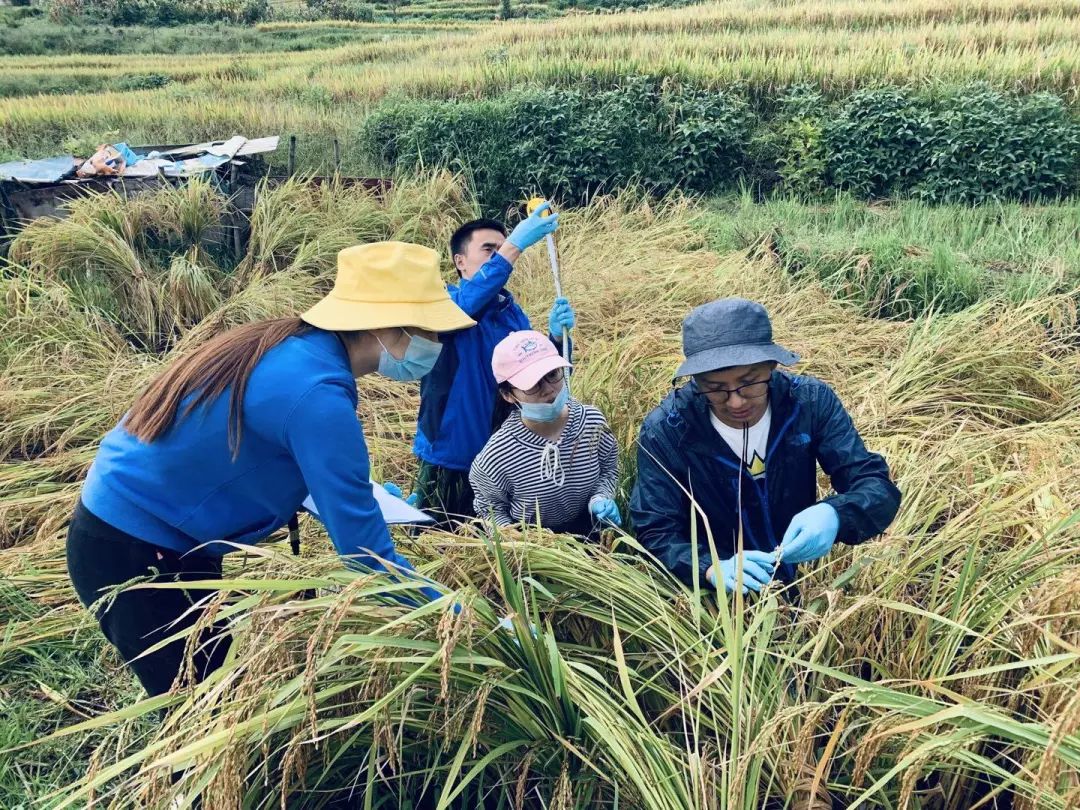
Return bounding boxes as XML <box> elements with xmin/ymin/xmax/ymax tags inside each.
<box><xmin>301</xmin><ymin>241</ymin><xmax>475</xmax><ymax>333</ymax></box>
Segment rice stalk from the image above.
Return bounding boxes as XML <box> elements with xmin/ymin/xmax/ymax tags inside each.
<box><xmin>2</xmin><ymin>182</ymin><xmax>1079</xmax><ymax>808</ymax></box>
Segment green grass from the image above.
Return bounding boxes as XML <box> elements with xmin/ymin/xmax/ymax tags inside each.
<box><xmin>0</xmin><ymin>17</ymin><xmax>447</xmax><ymax>58</ymax></box>
<box><xmin>0</xmin><ymin>576</ymin><xmax>149</xmax><ymax>807</ymax></box>
<box><xmin>699</xmin><ymin>192</ymin><xmax>1080</xmax><ymax>319</ymax></box>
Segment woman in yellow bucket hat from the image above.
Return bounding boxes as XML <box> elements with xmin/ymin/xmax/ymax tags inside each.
<box><xmin>66</xmin><ymin>242</ymin><xmax>474</xmax><ymax>698</ymax></box>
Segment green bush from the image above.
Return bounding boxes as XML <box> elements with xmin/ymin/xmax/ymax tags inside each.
<box><xmin>0</xmin><ymin>72</ymin><xmax>106</xmax><ymax>98</ymax></box>
<box><xmin>305</xmin><ymin>0</ymin><xmax>376</xmax><ymax>21</ymax></box>
<box><xmin>360</xmin><ymin>79</ymin><xmax>1078</xmax><ymax>211</ymax></box>
<box><xmin>115</xmin><ymin>72</ymin><xmax>173</xmax><ymax>91</ymax></box>
<box><xmin>762</xmin><ymin>84</ymin><xmax>829</xmax><ymax>196</ymax></box>
<box><xmin>0</xmin><ymin>16</ymin><xmax>375</xmax><ymax>57</ymax></box>
<box><xmin>822</xmin><ymin>87</ymin><xmax>933</xmax><ymax>197</ymax></box>
<box><xmin>0</xmin><ymin>2</ymin><xmax>40</xmax><ymax>20</ymax></box>
<box><xmin>361</xmin><ymin>78</ymin><xmax>752</xmax><ymax>212</ymax></box>
<box><xmin>93</xmin><ymin>0</ymin><xmax>269</xmax><ymax>25</ymax></box>
<box><xmin>660</xmin><ymin>82</ymin><xmax>753</xmax><ymax>191</ymax></box>
<box><xmin>819</xmin><ymin>84</ymin><xmax>1080</xmax><ymax>202</ymax></box>
<box><xmin>916</xmin><ymin>84</ymin><xmax>1080</xmax><ymax>203</ymax></box>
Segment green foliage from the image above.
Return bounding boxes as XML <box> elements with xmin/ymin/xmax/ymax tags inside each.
<box><xmin>115</xmin><ymin>72</ymin><xmax>173</xmax><ymax>91</ymax></box>
<box><xmin>773</xmin><ymin>119</ymin><xmax>826</xmax><ymax>196</ymax></box>
<box><xmin>66</xmin><ymin>0</ymin><xmax>271</xmax><ymax>25</ymax></box>
<box><xmin>917</xmin><ymin>84</ymin><xmax>1080</xmax><ymax>203</ymax></box>
<box><xmin>362</xmin><ymin>79</ymin><xmax>1079</xmax><ymax>210</ymax></box>
<box><xmin>0</xmin><ymin>72</ymin><xmax>98</xmax><ymax>99</ymax></box>
<box><xmin>0</xmin><ymin>17</ymin><xmax>382</xmax><ymax>56</ymax></box>
<box><xmin>760</xmin><ymin>84</ymin><xmax>830</xmax><ymax>196</ymax></box>
<box><xmin>822</xmin><ymin>84</ymin><xmax>1080</xmax><ymax>202</ymax></box>
<box><xmin>822</xmin><ymin>86</ymin><xmax>934</xmax><ymax>197</ymax></box>
<box><xmin>0</xmin><ymin>2</ymin><xmax>41</xmax><ymax>20</ymax></box>
<box><xmin>304</xmin><ymin>0</ymin><xmax>376</xmax><ymax>22</ymax></box>
<box><xmin>361</xmin><ymin>77</ymin><xmax>752</xmax><ymax>212</ymax></box>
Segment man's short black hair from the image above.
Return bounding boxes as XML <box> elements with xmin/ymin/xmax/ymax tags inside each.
<box><xmin>450</xmin><ymin>218</ymin><xmax>507</xmax><ymax>259</ymax></box>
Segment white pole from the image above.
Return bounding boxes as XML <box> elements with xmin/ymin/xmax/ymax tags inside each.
<box><xmin>544</xmin><ymin>233</ymin><xmax>570</xmax><ymax>365</ymax></box>
<box><xmin>527</xmin><ymin>197</ymin><xmax>570</xmax><ymax>389</ymax></box>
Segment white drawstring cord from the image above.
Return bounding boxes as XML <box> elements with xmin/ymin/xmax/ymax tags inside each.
<box><xmin>539</xmin><ymin>443</ymin><xmax>566</xmax><ymax>487</ymax></box>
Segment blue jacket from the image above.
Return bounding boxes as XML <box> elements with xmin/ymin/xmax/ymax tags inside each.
<box><xmin>82</xmin><ymin>329</ymin><xmax>439</xmax><ymax>600</ymax></box>
<box><xmin>414</xmin><ymin>253</ymin><xmax>567</xmax><ymax>472</ymax></box>
<box><xmin>630</xmin><ymin>371</ymin><xmax>900</xmax><ymax>588</ymax></box>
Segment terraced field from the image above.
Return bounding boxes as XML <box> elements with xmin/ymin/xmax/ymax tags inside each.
<box><xmin>2</xmin><ymin>0</ymin><xmax>1078</xmax><ymax>167</ymax></box>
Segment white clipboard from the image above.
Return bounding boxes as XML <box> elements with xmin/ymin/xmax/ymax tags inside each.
<box><xmin>302</xmin><ymin>479</ymin><xmax>433</xmax><ymax>525</ymax></box>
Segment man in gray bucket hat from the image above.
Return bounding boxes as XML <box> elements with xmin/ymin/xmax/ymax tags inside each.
<box><xmin>630</xmin><ymin>298</ymin><xmax>900</xmax><ymax>595</ymax></box>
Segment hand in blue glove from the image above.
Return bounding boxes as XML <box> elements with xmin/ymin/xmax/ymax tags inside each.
<box><xmin>506</xmin><ymin>201</ymin><xmax>559</xmax><ymax>252</ymax></box>
<box><xmin>548</xmin><ymin>296</ymin><xmax>576</xmax><ymax>336</ymax></box>
<box><xmin>382</xmin><ymin>481</ymin><xmax>419</xmax><ymax>507</ymax></box>
<box><xmin>779</xmin><ymin>503</ymin><xmax>839</xmax><ymax>564</ymax></box>
<box><xmin>590</xmin><ymin>497</ymin><xmax>621</xmax><ymax>527</ymax></box>
<box><xmin>707</xmin><ymin>550</ymin><xmax>776</xmax><ymax>594</ymax></box>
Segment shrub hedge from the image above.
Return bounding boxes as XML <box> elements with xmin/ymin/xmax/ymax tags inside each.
<box><xmin>303</xmin><ymin>0</ymin><xmax>376</xmax><ymax>22</ymax></box>
<box><xmin>49</xmin><ymin>0</ymin><xmax>271</xmax><ymax>25</ymax></box>
<box><xmin>359</xmin><ymin>79</ymin><xmax>1080</xmax><ymax>212</ymax></box>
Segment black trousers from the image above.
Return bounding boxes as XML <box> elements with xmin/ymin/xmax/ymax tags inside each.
<box><xmin>414</xmin><ymin>460</ymin><xmax>476</xmax><ymax>531</ymax></box>
<box><xmin>66</xmin><ymin>501</ymin><xmax>230</xmax><ymax>697</ymax></box>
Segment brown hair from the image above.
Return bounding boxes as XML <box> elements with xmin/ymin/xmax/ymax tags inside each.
<box><xmin>125</xmin><ymin>317</ymin><xmax>313</xmax><ymax>456</ymax></box>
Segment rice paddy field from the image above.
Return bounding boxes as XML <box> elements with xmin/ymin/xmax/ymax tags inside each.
<box><xmin>2</xmin><ymin>0</ymin><xmax>1079</xmax><ymax>167</ymax></box>
<box><xmin>2</xmin><ymin>0</ymin><xmax>1080</xmax><ymax>807</ymax></box>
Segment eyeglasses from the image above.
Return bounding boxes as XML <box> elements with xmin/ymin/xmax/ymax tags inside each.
<box><xmin>520</xmin><ymin>368</ymin><xmax>565</xmax><ymax>396</ymax></box>
<box><xmin>693</xmin><ymin>378</ymin><xmax>769</xmax><ymax>403</ymax></box>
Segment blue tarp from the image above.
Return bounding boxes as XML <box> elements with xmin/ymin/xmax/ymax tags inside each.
<box><xmin>112</xmin><ymin>142</ymin><xmax>140</xmax><ymax>166</ymax></box>
<box><xmin>0</xmin><ymin>155</ymin><xmax>76</xmax><ymax>183</ymax></box>
<box><xmin>1</xmin><ymin>135</ymin><xmax>275</xmax><ymax>185</ymax></box>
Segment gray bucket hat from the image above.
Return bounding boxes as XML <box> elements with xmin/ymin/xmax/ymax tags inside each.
<box><xmin>674</xmin><ymin>297</ymin><xmax>800</xmax><ymax>378</ymax></box>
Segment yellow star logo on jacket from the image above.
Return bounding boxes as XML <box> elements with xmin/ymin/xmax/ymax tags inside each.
<box><xmin>747</xmin><ymin>451</ymin><xmax>766</xmax><ymax>479</ymax></box>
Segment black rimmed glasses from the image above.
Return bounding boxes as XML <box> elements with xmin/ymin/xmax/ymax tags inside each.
<box><xmin>692</xmin><ymin>378</ymin><xmax>770</xmax><ymax>403</ymax></box>
<box><xmin>519</xmin><ymin>368</ymin><xmax>566</xmax><ymax>396</ymax></box>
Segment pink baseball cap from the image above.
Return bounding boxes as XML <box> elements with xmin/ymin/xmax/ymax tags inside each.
<box><xmin>492</xmin><ymin>330</ymin><xmax>572</xmax><ymax>390</ymax></box>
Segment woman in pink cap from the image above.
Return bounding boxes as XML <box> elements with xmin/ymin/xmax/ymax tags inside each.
<box><xmin>469</xmin><ymin>330</ymin><xmax>621</xmax><ymax>537</ymax></box>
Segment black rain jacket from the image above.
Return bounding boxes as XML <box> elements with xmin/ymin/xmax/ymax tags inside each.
<box><xmin>630</xmin><ymin>371</ymin><xmax>901</xmax><ymax>587</ymax></box>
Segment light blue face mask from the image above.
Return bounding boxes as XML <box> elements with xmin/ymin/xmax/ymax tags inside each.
<box><xmin>377</xmin><ymin>329</ymin><xmax>443</xmax><ymax>382</ymax></box>
<box><xmin>517</xmin><ymin>382</ymin><xmax>569</xmax><ymax>423</ymax></box>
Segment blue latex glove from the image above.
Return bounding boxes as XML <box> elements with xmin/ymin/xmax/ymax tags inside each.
<box><xmin>590</xmin><ymin>498</ymin><xmax>621</xmax><ymax>527</ymax></box>
<box><xmin>506</xmin><ymin>202</ymin><xmax>559</xmax><ymax>251</ymax></box>
<box><xmin>548</xmin><ymin>297</ymin><xmax>576</xmax><ymax>336</ymax></box>
<box><xmin>779</xmin><ymin>503</ymin><xmax>840</xmax><ymax>564</ymax></box>
<box><xmin>707</xmin><ymin>550</ymin><xmax>776</xmax><ymax>594</ymax></box>
<box><xmin>381</xmin><ymin>481</ymin><xmax>419</xmax><ymax>507</ymax></box>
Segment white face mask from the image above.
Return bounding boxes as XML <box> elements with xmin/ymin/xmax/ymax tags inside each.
<box><xmin>376</xmin><ymin>330</ymin><xmax>443</xmax><ymax>382</ymax></box>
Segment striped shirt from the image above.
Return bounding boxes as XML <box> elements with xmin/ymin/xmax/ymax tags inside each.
<box><xmin>469</xmin><ymin>398</ymin><xmax>619</xmax><ymax>532</ymax></box>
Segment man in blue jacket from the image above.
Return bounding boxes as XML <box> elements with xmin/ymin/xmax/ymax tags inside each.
<box><xmin>413</xmin><ymin>205</ymin><xmax>575</xmax><ymax>527</ymax></box>
<box><xmin>630</xmin><ymin>298</ymin><xmax>900</xmax><ymax>595</ymax></box>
